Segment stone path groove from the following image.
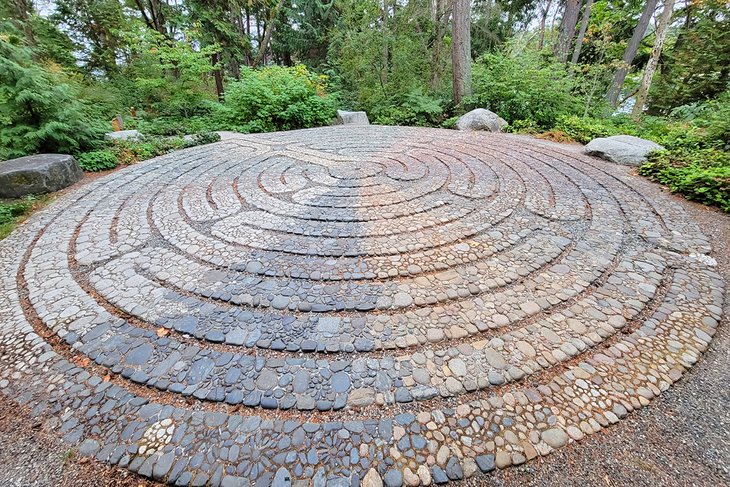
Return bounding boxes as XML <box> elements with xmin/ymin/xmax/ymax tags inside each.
<box><xmin>0</xmin><ymin>126</ymin><xmax>724</xmax><ymax>486</ymax></box>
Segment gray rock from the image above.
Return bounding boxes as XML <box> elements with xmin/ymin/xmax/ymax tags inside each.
<box><xmin>105</xmin><ymin>130</ymin><xmax>142</xmax><ymax>141</ymax></box>
<box><xmin>475</xmin><ymin>454</ymin><xmax>496</xmax><ymax>472</ymax></box>
<box><xmin>361</xmin><ymin>468</ymin><xmax>383</xmax><ymax>487</ymax></box>
<box><xmin>383</xmin><ymin>469</ymin><xmax>402</xmax><ymax>487</ymax></box>
<box><xmin>456</xmin><ymin>108</ymin><xmax>508</xmax><ymax>132</ymax></box>
<box><xmin>583</xmin><ymin>135</ymin><xmax>664</xmax><ymax>166</ymax></box>
<box><xmin>335</xmin><ymin>110</ymin><xmax>370</xmax><ymax>125</ymax></box>
<box><xmin>541</xmin><ymin>427</ymin><xmax>569</xmax><ymax>448</ymax></box>
<box><xmin>348</xmin><ymin>387</ymin><xmax>375</xmax><ymax>408</ymax></box>
<box><xmin>273</xmin><ymin>467</ymin><xmax>292</xmax><ymax>487</ymax></box>
<box><xmin>0</xmin><ymin>154</ymin><xmax>82</xmax><ymax>198</ymax></box>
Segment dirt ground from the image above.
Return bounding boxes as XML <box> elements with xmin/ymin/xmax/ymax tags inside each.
<box><xmin>0</xmin><ymin>165</ymin><xmax>728</xmax><ymax>487</ymax></box>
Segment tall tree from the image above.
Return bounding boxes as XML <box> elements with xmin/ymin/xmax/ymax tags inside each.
<box><xmin>570</xmin><ymin>0</ymin><xmax>592</xmax><ymax>63</ymax></box>
<box><xmin>605</xmin><ymin>0</ymin><xmax>658</xmax><ymax>107</ymax></box>
<box><xmin>649</xmin><ymin>0</ymin><xmax>730</xmax><ymax>113</ymax></box>
<box><xmin>429</xmin><ymin>0</ymin><xmax>450</xmax><ymax>89</ymax></box>
<box><xmin>253</xmin><ymin>0</ymin><xmax>284</xmax><ymax>66</ymax></box>
<box><xmin>53</xmin><ymin>0</ymin><xmax>126</xmax><ymax>77</ymax></box>
<box><xmin>452</xmin><ymin>0</ymin><xmax>472</xmax><ymax>105</ymax></box>
<box><xmin>632</xmin><ymin>0</ymin><xmax>675</xmax><ymax>117</ymax></box>
<box><xmin>538</xmin><ymin>0</ymin><xmax>554</xmax><ymax>50</ymax></box>
<box><xmin>554</xmin><ymin>0</ymin><xmax>580</xmax><ymax>62</ymax></box>
<box><xmin>131</xmin><ymin>0</ymin><xmax>172</xmax><ymax>38</ymax></box>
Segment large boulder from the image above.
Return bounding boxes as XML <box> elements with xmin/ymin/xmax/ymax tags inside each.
<box><xmin>0</xmin><ymin>154</ymin><xmax>83</xmax><ymax>198</ymax></box>
<box><xmin>456</xmin><ymin>108</ymin><xmax>508</xmax><ymax>132</ymax></box>
<box><xmin>105</xmin><ymin>129</ymin><xmax>142</xmax><ymax>141</ymax></box>
<box><xmin>335</xmin><ymin>110</ymin><xmax>370</xmax><ymax>125</ymax></box>
<box><xmin>583</xmin><ymin>135</ymin><xmax>664</xmax><ymax>166</ymax></box>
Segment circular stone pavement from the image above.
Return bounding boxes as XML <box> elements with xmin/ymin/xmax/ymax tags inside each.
<box><xmin>0</xmin><ymin>126</ymin><xmax>724</xmax><ymax>486</ymax></box>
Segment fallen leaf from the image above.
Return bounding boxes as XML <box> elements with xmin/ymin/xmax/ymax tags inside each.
<box><xmin>156</xmin><ymin>327</ymin><xmax>170</xmax><ymax>337</ymax></box>
<box><xmin>72</xmin><ymin>356</ymin><xmax>90</xmax><ymax>367</ymax></box>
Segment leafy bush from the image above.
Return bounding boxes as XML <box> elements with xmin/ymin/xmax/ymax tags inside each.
<box><xmin>105</xmin><ymin>132</ymin><xmax>221</xmax><ymax>166</ymax></box>
<box><xmin>76</xmin><ymin>149</ymin><xmax>118</xmax><ymax>171</ymax></box>
<box><xmin>110</xmin><ymin>138</ymin><xmax>181</xmax><ymax>165</ymax></box>
<box><xmin>0</xmin><ymin>198</ymin><xmax>34</xmax><ymax>225</ymax></box>
<box><xmin>468</xmin><ymin>52</ymin><xmax>589</xmax><ymax>129</ymax></box>
<box><xmin>552</xmin><ymin>115</ymin><xmax>622</xmax><ymax>144</ymax></box>
<box><xmin>638</xmin><ymin>148</ymin><xmax>730</xmax><ymax>212</ymax></box>
<box><xmin>0</xmin><ymin>24</ymin><xmax>104</xmax><ymax>160</ymax></box>
<box><xmin>507</xmin><ymin>119</ymin><xmax>540</xmax><ymax>134</ymax></box>
<box><xmin>186</xmin><ymin>132</ymin><xmax>221</xmax><ymax>145</ymax></box>
<box><xmin>216</xmin><ymin>65</ymin><xmax>337</xmax><ymax>133</ymax></box>
<box><xmin>132</xmin><ymin>114</ymin><xmax>218</xmax><ymax>136</ymax></box>
<box><xmin>0</xmin><ymin>196</ymin><xmax>37</xmax><ymax>239</ymax></box>
<box><xmin>441</xmin><ymin>116</ymin><xmax>459</xmax><ymax>130</ymax></box>
<box><xmin>372</xmin><ymin>90</ymin><xmax>444</xmax><ymax>127</ymax></box>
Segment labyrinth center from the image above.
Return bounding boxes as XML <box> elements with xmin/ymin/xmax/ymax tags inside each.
<box><xmin>0</xmin><ymin>126</ymin><xmax>724</xmax><ymax>485</ymax></box>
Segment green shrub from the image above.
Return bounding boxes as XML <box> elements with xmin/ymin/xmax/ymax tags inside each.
<box><xmin>107</xmin><ymin>132</ymin><xmax>221</xmax><ymax>165</ymax></box>
<box><xmin>76</xmin><ymin>149</ymin><xmax>118</xmax><ymax>171</ymax></box>
<box><xmin>0</xmin><ymin>198</ymin><xmax>34</xmax><ymax>225</ymax></box>
<box><xmin>507</xmin><ymin>119</ymin><xmax>540</xmax><ymax>134</ymax></box>
<box><xmin>0</xmin><ymin>25</ymin><xmax>104</xmax><ymax>160</ymax></box>
<box><xmin>131</xmin><ymin>112</ymin><xmax>218</xmax><ymax>136</ymax></box>
<box><xmin>638</xmin><ymin>148</ymin><xmax>730</xmax><ymax>212</ymax></box>
<box><xmin>216</xmin><ymin>65</ymin><xmax>337</xmax><ymax>133</ymax></box>
<box><xmin>441</xmin><ymin>116</ymin><xmax>459</xmax><ymax>130</ymax></box>
<box><xmin>553</xmin><ymin>116</ymin><xmax>622</xmax><ymax>144</ymax></box>
<box><xmin>372</xmin><ymin>90</ymin><xmax>444</xmax><ymax>127</ymax></box>
<box><xmin>468</xmin><ymin>52</ymin><xmax>589</xmax><ymax>129</ymax></box>
<box><xmin>185</xmin><ymin>132</ymin><xmax>221</xmax><ymax>146</ymax></box>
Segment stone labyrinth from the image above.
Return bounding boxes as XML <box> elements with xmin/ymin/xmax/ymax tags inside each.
<box><xmin>0</xmin><ymin>126</ymin><xmax>724</xmax><ymax>486</ymax></box>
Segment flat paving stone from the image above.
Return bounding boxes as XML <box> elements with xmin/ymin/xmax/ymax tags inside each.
<box><xmin>0</xmin><ymin>126</ymin><xmax>724</xmax><ymax>486</ymax></box>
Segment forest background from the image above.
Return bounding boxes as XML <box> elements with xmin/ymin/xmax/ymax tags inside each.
<box><xmin>0</xmin><ymin>0</ymin><xmax>728</xmax><ymax>228</ymax></box>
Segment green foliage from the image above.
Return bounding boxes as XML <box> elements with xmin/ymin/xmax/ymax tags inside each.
<box><xmin>0</xmin><ymin>23</ymin><xmax>104</xmax><ymax>161</ymax></box>
<box><xmin>76</xmin><ymin>149</ymin><xmax>118</xmax><ymax>171</ymax></box>
<box><xmin>441</xmin><ymin>116</ymin><xmax>459</xmax><ymax>130</ymax></box>
<box><xmin>109</xmin><ymin>137</ymin><xmax>183</xmax><ymax>165</ymax></box>
<box><xmin>216</xmin><ymin>65</ymin><xmax>336</xmax><ymax>132</ymax></box>
<box><xmin>468</xmin><ymin>52</ymin><xmax>589</xmax><ymax>128</ymax></box>
<box><xmin>638</xmin><ymin>149</ymin><xmax>730</xmax><ymax>212</ymax></box>
<box><xmin>131</xmin><ymin>114</ymin><xmax>217</xmax><ymax>136</ymax></box>
<box><xmin>119</xmin><ymin>26</ymin><xmax>221</xmax><ymax>119</ymax></box>
<box><xmin>0</xmin><ymin>196</ymin><xmax>38</xmax><ymax>239</ymax></box>
<box><xmin>506</xmin><ymin>118</ymin><xmax>540</xmax><ymax>134</ymax></box>
<box><xmin>649</xmin><ymin>0</ymin><xmax>730</xmax><ymax>113</ymax></box>
<box><xmin>0</xmin><ymin>198</ymin><xmax>35</xmax><ymax>226</ymax></box>
<box><xmin>51</xmin><ymin>0</ymin><xmax>126</xmax><ymax>76</ymax></box>
<box><xmin>187</xmin><ymin>132</ymin><xmax>221</xmax><ymax>145</ymax></box>
<box><xmin>545</xmin><ymin>94</ymin><xmax>730</xmax><ymax>212</ymax></box>
<box><xmin>75</xmin><ymin>132</ymin><xmax>221</xmax><ymax>170</ymax></box>
<box><xmin>372</xmin><ymin>90</ymin><xmax>444</xmax><ymax>127</ymax></box>
<box><xmin>328</xmin><ymin>0</ymin><xmax>449</xmax><ymax>118</ymax></box>
<box><xmin>553</xmin><ymin>115</ymin><xmax>622</xmax><ymax>143</ymax></box>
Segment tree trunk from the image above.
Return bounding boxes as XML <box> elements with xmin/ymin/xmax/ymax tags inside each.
<box><xmin>430</xmin><ymin>0</ymin><xmax>449</xmax><ymax>89</ymax></box>
<box><xmin>212</xmin><ymin>52</ymin><xmax>224</xmax><ymax>101</ymax></box>
<box><xmin>555</xmin><ymin>0</ymin><xmax>581</xmax><ymax>63</ymax></box>
<box><xmin>570</xmin><ymin>0</ymin><xmax>593</xmax><ymax>63</ymax></box>
<box><xmin>632</xmin><ymin>0</ymin><xmax>675</xmax><ymax>117</ymax></box>
<box><xmin>452</xmin><ymin>0</ymin><xmax>472</xmax><ymax>106</ymax></box>
<box><xmin>538</xmin><ymin>0</ymin><xmax>554</xmax><ymax>50</ymax></box>
<box><xmin>606</xmin><ymin>0</ymin><xmax>658</xmax><ymax>107</ymax></box>
<box><xmin>10</xmin><ymin>0</ymin><xmax>35</xmax><ymax>47</ymax></box>
<box><xmin>253</xmin><ymin>0</ymin><xmax>283</xmax><ymax>67</ymax></box>
<box><xmin>380</xmin><ymin>0</ymin><xmax>390</xmax><ymax>88</ymax></box>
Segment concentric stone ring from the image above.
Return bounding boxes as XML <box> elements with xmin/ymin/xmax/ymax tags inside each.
<box><xmin>0</xmin><ymin>126</ymin><xmax>724</xmax><ymax>486</ymax></box>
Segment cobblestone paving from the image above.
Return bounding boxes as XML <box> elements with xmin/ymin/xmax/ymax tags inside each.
<box><xmin>0</xmin><ymin>126</ymin><xmax>724</xmax><ymax>486</ymax></box>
